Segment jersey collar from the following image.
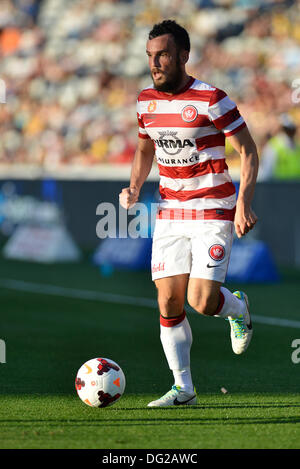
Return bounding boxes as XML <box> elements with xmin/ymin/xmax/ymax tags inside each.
<box><xmin>156</xmin><ymin>76</ymin><xmax>195</xmax><ymax>100</ymax></box>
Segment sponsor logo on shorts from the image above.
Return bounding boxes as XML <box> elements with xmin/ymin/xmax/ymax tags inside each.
<box><xmin>208</xmin><ymin>244</ymin><xmax>225</xmax><ymax>261</ymax></box>
<box><xmin>207</xmin><ymin>262</ymin><xmax>223</xmax><ymax>268</ymax></box>
<box><xmin>152</xmin><ymin>262</ymin><xmax>165</xmax><ymax>273</ymax></box>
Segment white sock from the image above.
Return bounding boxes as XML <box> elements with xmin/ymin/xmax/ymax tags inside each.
<box><xmin>215</xmin><ymin>287</ymin><xmax>244</xmax><ymax>319</ymax></box>
<box><xmin>160</xmin><ymin>311</ymin><xmax>194</xmax><ymax>394</ymax></box>
<box><xmin>172</xmin><ymin>368</ymin><xmax>194</xmax><ymax>393</ymax></box>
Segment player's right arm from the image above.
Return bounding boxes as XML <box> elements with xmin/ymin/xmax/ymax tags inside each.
<box><xmin>119</xmin><ymin>137</ymin><xmax>155</xmax><ymax>209</ymax></box>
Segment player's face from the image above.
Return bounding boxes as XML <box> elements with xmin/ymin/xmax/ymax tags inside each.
<box><xmin>146</xmin><ymin>34</ymin><xmax>185</xmax><ymax>93</ymax></box>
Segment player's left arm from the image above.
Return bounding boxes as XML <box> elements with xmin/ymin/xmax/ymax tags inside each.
<box><xmin>227</xmin><ymin>126</ymin><xmax>259</xmax><ymax>238</ymax></box>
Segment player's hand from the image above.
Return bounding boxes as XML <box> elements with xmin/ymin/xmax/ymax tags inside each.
<box><xmin>234</xmin><ymin>204</ymin><xmax>258</xmax><ymax>238</ymax></box>
<box><xmin>119</xmin><ymin>187</ymin><xmax>139</xmax><ymax>210</ymax></box>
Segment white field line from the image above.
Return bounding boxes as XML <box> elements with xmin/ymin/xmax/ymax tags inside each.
<box><xmin>1</xmin><ymin>278</ymin><xmax>300</xmax><ymax>330</ymax></box>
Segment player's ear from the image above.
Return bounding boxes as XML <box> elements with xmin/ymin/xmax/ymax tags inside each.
<box><xmin>180</xmin><ymin>50</ymin><xmax>189</xmax><ymax>65</ymax></box>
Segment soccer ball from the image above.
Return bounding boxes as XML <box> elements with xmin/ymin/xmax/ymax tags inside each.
<box><xmin>75</xmin><ymin>357</ymin><xmax>126</xmax><ymax>408</ymax></box>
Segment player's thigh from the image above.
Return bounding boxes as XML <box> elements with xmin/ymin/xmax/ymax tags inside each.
<box><xmin>155</xmin><ymin>274</ymin><xmax>189</xmax><ymax>317</ymax></box>
<box><xmin>187</xmin><ymin>277</ymin><xmax>222</xmax><ymax>316</ymax></box>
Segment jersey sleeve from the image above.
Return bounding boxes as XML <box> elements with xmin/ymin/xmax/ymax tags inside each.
<box><xmin>136</xmin><ymin>99</ymin><xmax>151</xmax><ymax>140</ymax></box>
<box><xmin>208</xmin><ymin>88</ymin><xmax>246</xmax><ymax>136</ymax></box>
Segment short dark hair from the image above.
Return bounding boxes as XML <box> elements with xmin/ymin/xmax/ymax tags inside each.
<box><xmin>148</xmin><ymin>20</ymin><xmax>190</xmax><ymax>53</ymax></box>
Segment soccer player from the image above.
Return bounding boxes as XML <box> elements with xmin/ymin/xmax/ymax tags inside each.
<box><xmin>119</xmin><ymin>20</ymin><xmax>258</xmax><ymax>407</ymax></box>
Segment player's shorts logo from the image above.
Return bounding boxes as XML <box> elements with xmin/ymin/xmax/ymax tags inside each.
<box><xmin>152</xmin><ymin>262</ymin><xmax>165</xmax><ymax>273</ymax></box>
<box><xmin>208</xmin><ymin>244</ymin><xmax>225</xmax><ymax>261</ymax></box>
<box><xmin>181</xmin><ymin>105</ymin><xmax>198</xmax><ymax>123</ymax></box>
<box><xmin>148</xmin><ymin>100</ymin><xmax>157</xmax><ymax>112</ymax></box>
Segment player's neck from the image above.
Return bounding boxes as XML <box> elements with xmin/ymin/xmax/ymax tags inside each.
<box><xmin>164</xmin><ymin>73</ymin><xmax>192</xmax><ymax>95</ymax></box>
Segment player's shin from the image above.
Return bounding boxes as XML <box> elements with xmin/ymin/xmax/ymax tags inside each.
<box><xmin>159</xmin><ymin>311</ymin><xmax>194</xmax><ymax>393</ymax></box>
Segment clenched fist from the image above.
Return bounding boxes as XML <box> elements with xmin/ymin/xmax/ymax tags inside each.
<box><xmin>234</xmin><ymin>204</ymin><xmax>258</xmax><ymax>238</ymax></box>
<box><xmin>119</xmin><ymin>187</ymin><xmax>139</xmax><ymax>210</ymax></box>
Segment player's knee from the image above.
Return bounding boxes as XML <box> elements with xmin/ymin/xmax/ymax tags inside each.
<box><xmin>157</xmin><ymin>292</ymin><xmax>184</xmax><ymax>317</ymax></box>
<box><xmin>188</xmin><ymin>296</ymin><xmax>217</xmax><ymax>316</ymax></box>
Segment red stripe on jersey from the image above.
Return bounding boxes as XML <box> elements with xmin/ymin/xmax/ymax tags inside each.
<box><xmin>159</xmin><ymin>181</ymin><xmax>236</xmax><ymax>201</ymax></box>
<box><xmin>225</xmin><ymin>121</ymin><xmax>246</xmax><ymax>137</ymax></box>
<box><xmin>137</xmin><ymin>113</ymin><xmax>145</xmax><ymax>128</ymax></box>
<box><xmin>138</xmin><ymin>132</ymin><xmax>150</xmax><ymax>139</ymax></box>
<box><xmin>208</xmin><ymin>88</ymin><xmax>227</xmax><ymax>106</ymax></box>
<box><xmin>138</xmin><ymin>82</ymin><xmax>215</xmax><ymax>103</ymax></box>
<box><xmin>158</xmin><ymin>158</ymin><xmax>228</xmax><ymax>179</ymax></box>
<box><xmin>195</xmin><ymin>132</ymin><xmax>225</xmax><ymax>151</ymax></box>
<box><xmin>212</xmin><ymin>107</ymin><xmax>241</xmax><ymax>131</ymax></box>
<box><xmin>157</xmin><ymin>207</ymin><xmax>236</xmax><ymax>221</ymax></box>
<box><xmin>142</xmin><ymin>113</ymin><xmax>211</xmax><ymax>128</ymax></box>
<box><xmin>138</xmin><ymin>89</ymin><xmax>213</xmax><ymax>102</ymax></box>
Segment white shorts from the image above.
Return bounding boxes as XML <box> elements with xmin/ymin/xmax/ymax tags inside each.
<box><xmin>151</xmin><ymin>219</ymin><xmax>234</xmax><ymax>283</ymax></box>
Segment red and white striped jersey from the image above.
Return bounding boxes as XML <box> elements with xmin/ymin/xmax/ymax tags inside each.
<box><xmin>137</xmin><ymin>77</ymin><xmax>246</xmax><ymax>221</ymax></box>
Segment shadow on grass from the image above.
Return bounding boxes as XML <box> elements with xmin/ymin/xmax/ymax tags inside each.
<box><xmin>118</xmin><ymin>403</ymin><xmax>300</xmax><ymax>410</ymax></box>
<box><xmin>1</xmin><ymin>415</ymin><xmax>300</xmax><ymax>427</ymax></box>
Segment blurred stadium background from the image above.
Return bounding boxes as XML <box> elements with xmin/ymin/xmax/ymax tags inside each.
<box><xmin>0</xmin><ymin>0</ymin><xmax>299</xmax><ymax>269</ymax></box>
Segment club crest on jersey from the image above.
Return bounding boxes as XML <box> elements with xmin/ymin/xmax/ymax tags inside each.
<box><xmin>148</xmin><ymin>100</ymin><xmax>157</xmax><ymax>112</ymax></box>
<box><xmin>181</xmin><ymin>105</ymin><xmax>198</xmax><ymax>123</ymax></box>
<box><xmin>209</xmin><ymin>244</ymin><xmax>225</xmax><ymax>261</ymax></box>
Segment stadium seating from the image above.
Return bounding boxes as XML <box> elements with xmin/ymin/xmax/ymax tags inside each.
<box><xmin>0</xmin><ymin>0</ymin><xmax>299</xmax><ymax>173</ymax></box>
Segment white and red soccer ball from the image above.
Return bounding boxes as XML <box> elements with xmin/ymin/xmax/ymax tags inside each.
<box><xmin>75</xmin><ymin>358</ymin><xmax>126</xmax><ymax>408</ymax></box>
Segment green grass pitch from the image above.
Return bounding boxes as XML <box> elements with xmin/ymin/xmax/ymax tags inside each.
<box><xmin>0</xmin><ymin>256</ymin><xmax>300</xmax><ymax>449</ymax></box>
